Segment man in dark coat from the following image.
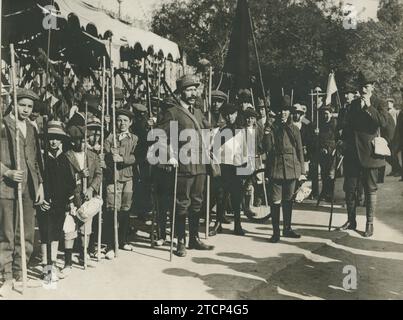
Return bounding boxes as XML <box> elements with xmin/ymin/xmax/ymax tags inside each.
<box><xmin>263</xmin><ymin>95</ymin><xmax>306</xmax><ymax>243</ymax></box>
<box><xmin>337</xmin><ymin>72</ymin><xmax>388</xmax><ymax>237</ymax></box>
<box><xmin>156</xmin><ymin>74</ymin><xmax>214</xmax><ymax>257</ymax></box>
<box><xmin>0</xmin><ymin>88</ymin><xmax>44</xmax><ymax>296</ymax></box>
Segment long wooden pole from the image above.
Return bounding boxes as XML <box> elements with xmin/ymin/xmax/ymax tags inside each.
<box><xmin>247</xmin><ymin>1</ymin><xmax>267</xmax><ymax>109</ymax></box>
<box><xmin>83</xmin><ymin>102</ymin><xmax>88</xmax><ymax>269</ymax></box>
<box><xmin>10</xmin><ymin>44</ymin><xmax>27</xmax><ymax>293</ymax></box>
<box><xmin>205</xmin><ymin>66</ymin><xmax>213</xmax><ymax>239</ymax></box>
<box><xmin>111</xmin><ymin>62</ymin><xmax>119</xmax><ymax>258</ymax></box>
<box><xmin>170</xmin><ymin>167</ymin><xmax>178</xmax><ymax>262</ymax></box>
<box><xmin>98</xmin><ymin>57</ymin><xmax>106</xmax><ymax>261</ymax></box>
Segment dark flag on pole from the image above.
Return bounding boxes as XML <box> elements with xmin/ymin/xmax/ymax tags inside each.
<box><xmin>223</xmin><ymin>0</ymin><xmax>252</xmax><ymax>90</ymax></box>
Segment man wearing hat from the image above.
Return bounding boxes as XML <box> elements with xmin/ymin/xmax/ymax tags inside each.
<box><xmin>318</xmin><ymin>105</ymin><xmax>338</xmax><ymax>201</ymax></box>
<box><xmin>36</xmin><ymin>121</ymin><xmax>76</xmax><ymax>279</ymax></box>
<box><xmin>157</xmin><ymin>74</ymin><xmax>214</xmax><ymax>257</ymax></box>
<box><xmin>337</xmin><ymin>71</ymin><xmax>388</xmax><ymax>237</ymax></box>
<box><xmin>263</xmin><ymin>95</ymin><xmax>306</xmax><ymax>243</ymax></box>
<box><xmin>62</xmin><ymin>125</ymin><xmax>102</xmax><ymax>272</ymax></box>
<box><xmin>67</xmin><ymin>93</ymin><xmax>101</xmax><ymax>128</ymax></box>
<box><xmin>0</xmin><ymin>88</ymin><xmax>45</xmax><ymax>295</ymax></box>
<box><xmin>104</xmin><ymin>109</ymin><xmax>138</xmax><ymax>259</ymax></box>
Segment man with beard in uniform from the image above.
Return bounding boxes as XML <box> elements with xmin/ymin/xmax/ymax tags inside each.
<box><xmin>157</xmin><ymin>75</ymin><xmax>214</xmax><ymax>257</ymax></box>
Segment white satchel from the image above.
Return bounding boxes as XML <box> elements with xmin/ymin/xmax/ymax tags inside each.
<box><xmin>372</xmin><ymin>130</ymin><xmax>391</xmax><ymax>157</ymax></box>
<box><xmin>77</xmin><ymin>197</ymin><xmax>103</xmax><ymax>223</ymax></box>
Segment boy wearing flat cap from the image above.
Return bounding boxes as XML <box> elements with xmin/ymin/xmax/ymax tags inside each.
<box><xmin>0</xmin><ymin>88</ymin><xmax>45</xmax><ymax>295</ymax></box>
<box><xmin>104</xmin><ymin>109</ymin><xmax>138</xmax><ymax>259</ymax></box>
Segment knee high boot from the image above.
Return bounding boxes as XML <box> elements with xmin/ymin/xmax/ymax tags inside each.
<box><xmin>282</xmin><ymin>201</ymin><xmax>301</xmax><ymax>238</ymax></box>
<box><xmin>364</xmin><ymin>192</ymin><xmax>376</xmax><ymax>237</ymax></box>
<box><xmin>118</xmin><ymin>211</ymin><xmax>130</xmax><ymax>248</ymax></box>
<box><xmin>270</xmin><ymin>204</ymin><xmax>281</xmax><ymax>243</ymax></box>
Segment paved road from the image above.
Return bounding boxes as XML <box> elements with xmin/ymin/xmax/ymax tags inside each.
<box><xmin>3</xmin><ymin>174</ymin><xmax>403</xmax><ymax>300</ymax></box>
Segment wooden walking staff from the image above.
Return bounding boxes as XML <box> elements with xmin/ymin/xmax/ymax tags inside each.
<box><xmin>106</xmin><ymin>78</ymin><xmax>110</xmax><ymax>132</ymax></box>
<box><xmin>10</xmin><ymin>44</ymin><xmax>27</xmax><ymax>292</ymax></box>
<box><xmin>328</xmin><ymin>154</ymin><xmax>344</xmax><ymax>231</ymax></box>
<box><xmin>111</xmin><ymin>63</ymin><xmax>119</xmax><ymax>258</ymax></box>
<box><xmin>83</xmin><ymin>102</ymin><xmax>89</xmax><ymax>269</ymax></box>
<box><xmin>144</xmin><ymin>58</ymin><xmax>157</xmax><ymax>247</ymax></box>
<box><xmin>170</xmin><ymin>167</ymin><xmax>178</xmax><ymax>262</ymax></box>
<box><xmin>98</xmin><ymin>56</ymin><xmax>106</xmax><ymax>261</ymax></box>
<box><xmin>205</xmin><ymin>66</ymin><xmax>213</xmax><ymax>239</ymax></box>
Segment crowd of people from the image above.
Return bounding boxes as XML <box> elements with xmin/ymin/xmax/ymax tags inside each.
<box><xmin>0</xmin><ymin>69</ymin><xmax>402</xmax><ymax>297</ymax></box>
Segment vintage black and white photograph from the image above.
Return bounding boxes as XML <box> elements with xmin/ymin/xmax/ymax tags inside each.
<box><xmin>0</xmin><ymin>0</ymin><xmax>403</xmax><ymax>302</ymax></box>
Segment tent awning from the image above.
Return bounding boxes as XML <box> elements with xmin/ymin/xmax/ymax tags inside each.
<box><xmin>54</xmin><ymin>0</ymin><xmax>181</xmax><ymax>61</ymax></box>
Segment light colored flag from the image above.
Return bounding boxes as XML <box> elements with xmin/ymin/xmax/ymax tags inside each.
<box><xmin>326</xmin><ymin>72</ymin><xmax>338</xmax><ymax>105</ymax></box>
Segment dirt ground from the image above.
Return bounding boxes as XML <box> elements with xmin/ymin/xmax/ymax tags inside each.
<box><xmin>2</xmin><ymin>171</ymin><xmax>403</xmax><ymax>300</ymax></box>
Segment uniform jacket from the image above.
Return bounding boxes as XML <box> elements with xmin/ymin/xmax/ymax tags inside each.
<box><xmin>0</xmin><ymin>114</ymin><xmax>43</xmax><ymax>199</ymax></box>
<box><xmin>263</xmin><ymin>120</ymin><xmax>305</xmax><ymax>180</ymax></box>
<box><xmin>104</xmin><ymin>132</ymin><xmax>138</xmax><ymax>183</ymax></box>
<box><xmin>319</xmin><ymin>118</ymin><xmax>338</xmax><ymax>151</ymax></box>
<box><xmin>342</xmin><ymin>98</ymin><xmax>388</xmax><ymax>168</ymax></box>
<box><xmin>65</xmin><ymin>149</ymin><xmax>102</xmax><ymax>207</ymax></box>
<box><xmin>157</xmin><ymin>101</ymin><xmax>209</xmax><ymax>176</ymax></box>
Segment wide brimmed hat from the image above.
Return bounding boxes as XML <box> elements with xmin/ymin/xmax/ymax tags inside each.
<box><xmin>80</xmin><ymin>93</ymin><xmax>101</xmax><ymax>113</ymax></box>
<box><xmin>321</xmin><ymin>104</ymin><xmax>333</xmax><ymax>112</ymax></box>
<box><xmin>66</xmin><ymin>125</ymin><xmax>85</xmax><ymax>140</ymax></box>
<box><xmin>221</xmin><ymin>103</ymin><xmax>238</xmax><ymax>116</ymax></box>
<box><xmin>45</xmin><ymin>121</ymin><xmax>69</xmax><ymax>139</ymax></box>
<box><xmin>293</xmin><ymin>103</ymin><xmax>305</xmax><ymax>114</ymax></box>
<box><xmin>244</xmin><ymin>107</ymin><xmax>259</xmax><ymax>118</ymax></box>
<box><xmin>116</xmin><ymin>108</ymin><xmax>135</xmax><ymax>120</ymax></box>
<box><xmin>87</xmin><ymin>118</ymin><xmax>102</xmax><ymax>130</ymax></box>
<box><xmin>357</xmin><ymin>71</ymin><xmax>377</xmax><ymax>87</ymax></box>
<box><xmin>176</xmin><ymin>75</ymin><xmax>200</xmax><ymax>92</ymax></box>
<box><xmin>132</xmin><ymin>103</ymin><xmax>148</xmax><ymax>113</ymax></box>
<box><xmin>14</xmin><ymin>88</ymin><xmax>39</xmax><ymax>101</ymax></box>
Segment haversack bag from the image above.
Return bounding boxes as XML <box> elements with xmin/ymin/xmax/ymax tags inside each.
<box><xmin>77</xmin><ymin>196</ymin><xmax>103</xmax><ymax>223</ymax></box>
<box><xmin>372</xmin><ymin>130</ymin><xmax>391</xmax><ymax>157</ymax></box>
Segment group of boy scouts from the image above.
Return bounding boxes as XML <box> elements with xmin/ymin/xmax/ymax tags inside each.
<box><xmin>1</xmin><ymin>69</ymin><xmax>402</xmax><ymax>297</ymax></box>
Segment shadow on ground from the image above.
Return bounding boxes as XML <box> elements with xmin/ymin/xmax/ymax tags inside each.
<box><xmin>163</xmin><ymin>227</ymin><xmax>403</xmax><ymax>300</ymax></box>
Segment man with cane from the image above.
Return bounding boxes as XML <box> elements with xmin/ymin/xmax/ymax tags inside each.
<box><xmin>158</xmin><ymin>74</ymin><xmax>214</xmax><ymax>257</ymax></box>
<box><xmin>0</xmin><ymin>88</ymin><xmax>44</xmax><ymax>296</ymax></box>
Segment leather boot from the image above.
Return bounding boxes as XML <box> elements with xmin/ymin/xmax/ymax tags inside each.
<box><xmin>337</xmin><ymin>194</ymin><xmax>357</xmax><ymax>230</ymax></box>
<box><xmin>269</xmin><ymin>204</ymin><xmax>281</xmax><ymax>243</ymax></box>
<box><xmin>188</xmin><ymin>213</ymin><xmax>214</xmax><ymax>250</ymax></box>
<box><xmin>233</xmin><ymin>210</ymin><xmax>245</xmax><ymax>236</ymax></box>
<box><xmin>282</xmin><ymin>200</ymin><xmax>301</xmax><ymax>238</ymax></box>
<box><xmin>364</xmin><ymin>192</ymin><xmax>376</xmax><ymax>237</ymax></box>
